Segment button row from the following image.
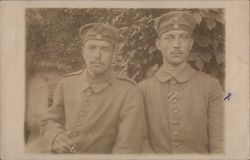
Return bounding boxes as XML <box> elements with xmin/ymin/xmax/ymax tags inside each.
<box><xmin>172</xmin><ymin>120</ymin><xmax>179</xmax><ymax>125</ymax></box>
<box><xmin>173</xmin><ymin>131</ymin><xmax>179</xmax><ymax>136</ymax></box>
<box><xmin>172</xmin><ymin>98</ymin><xmax>178</xmax><ymax>104</ymax></box>
<box><xmin>79</xmin><ymin>111</ymin><xmax>85</xmax><ymax>116</ymax></box>
<box><xmin>174</xmin><ymin>143</ymin><xmax>179</xmax><ymax>148</ymax></box>
<box><xmin>82</xmin><ymin>101</ymin><xmax>89</xmax><ymax>106</ymax></box>
<box><xmin>173</xmin><ymin>109</ymin><xmax>179</xmax><ymax>114</ymax></box>
<box><xmin>72</xmin><ymin>132</ymin><xmax>78</xmax><ymax>136</ymax></box>
<box><xmin>85</xmin><ymin>89</ymin><xmax>93</xmax><ymax>96</ymax></box>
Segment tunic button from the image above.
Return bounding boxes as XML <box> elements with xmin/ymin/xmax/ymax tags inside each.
<box><xmin>173</xmin><ymin>24</ymin><xmax>179</xmax><ymax>29</ymax></box>
<box><xmin>173</xmin><ymin>16</ymin><xmax>180</xmax><ymax>22</ymax></box>
<box><xmin>172</xmin><ymin>98</ymin><xmax>178</xmax><ymax>104</ymax></box>
<box><xmin>172</xmin><ymin>120</ymin><xmax>179</xmax><ymax>125</ymax></box>
<box><xmin>82</xmin><ymin>101</ymin><xmax>89</xmax><ymax>106</ymax></box>
<box><xmin>174</xmin><ymin>143</ymin><xmax>179</xmax><ymax>147</ymax></box>
<box><xmin>173</xmin><ymin>109</ymin><xmax>179</xmax><ymax>114</ymax></box>
<box><xmin>173</xmin><ymin>131</ymin><xmax>179</xmax><ymax>136</ymax></box>
<box><xmin>85</xmin><ymin>89</ymin><xmax>93</xmax><ymax>96</ymax></box>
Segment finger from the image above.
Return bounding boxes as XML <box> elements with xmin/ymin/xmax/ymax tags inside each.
<box><xmin>53</xmin><ymin>145</ymin><xmax>64</xmax><ymax>154</ymax></box>
<box><xmin>54</xmin><ymin>139</ymin><xmax>71</xmax><ymax>152</ymax></box>
<box><xmin>58</xmin><ymin>139</ymin><xmax>72</xmax><ymax>152</ymax></box>
<box><xmin>54</xmin><ymin>148</ymin><xmax>63</xmax><ymax>154</ymax></box>
<box><xmin>60</xmin><ymin>136</ymin><xmax>75</xmax><ymax>146</ymax></box>
<box><xmin>65</xmin><ymin>130</ymin><xmax>72</xmax><ymax>136</ymax></box>
<box><xmin>57</xmin><ymin>133</ymin><xmax>75</xmax><ymax>146</ymax></box>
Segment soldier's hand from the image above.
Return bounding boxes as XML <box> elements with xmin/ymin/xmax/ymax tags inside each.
<box><xmin>52</xmin><ymin>132</ymin><xmax>76</xmax><ymax>153</ymax></box>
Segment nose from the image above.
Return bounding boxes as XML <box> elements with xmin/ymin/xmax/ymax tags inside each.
<box><xmin>173</xmin><ymin>37</ymin><xmax>180</xmax><ymax>49</ymax></box>
<box><xmin>93</xmin><ymin>48</ymin><xmax>101</xmax><ymax>58</ymax></box>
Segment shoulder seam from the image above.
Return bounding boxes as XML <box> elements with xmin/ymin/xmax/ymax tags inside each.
<box><xmin>117</xmin><ymin>74</ymin><xmax>137</xmax><ymax>85</ymax></box>
<box><xmin>63</xmin><ymin>70</ymin><xmax>83</xmax><ymax>78</ymax></box>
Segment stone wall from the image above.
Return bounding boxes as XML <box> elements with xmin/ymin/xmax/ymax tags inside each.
<box><xmin>25</xmin><ymin>71</ymin><xmax>63</xmax><ymax>143</ymax></box>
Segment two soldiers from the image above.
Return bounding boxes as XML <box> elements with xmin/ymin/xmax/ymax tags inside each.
<box><xmin>40</xmin><ymin>11</ymin><xmax>224</xmax><ymax>154</ymax></box>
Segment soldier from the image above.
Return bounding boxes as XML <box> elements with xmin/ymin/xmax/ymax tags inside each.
<box><xmin>139</xmin><ymin>11</ymin><xmax>224</xmax><ymax>154</ymax></box>
<box><xmin>40</xmin><ymin>23</ymin><xmax>144</xmax><ymax>153</ymax></box>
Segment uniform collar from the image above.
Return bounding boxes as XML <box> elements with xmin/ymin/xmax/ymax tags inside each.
<box><xmin>80</xmin><ymin>69</ymin><xmax>116</xmax><ymax>93</ymax></box>
<box><xmin>155</xmin><ymin>63</ymin><xmax>195</xmax><ymax>83</ymax></box>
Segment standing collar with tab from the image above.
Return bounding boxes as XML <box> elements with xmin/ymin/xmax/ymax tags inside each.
<box><xmin>80</xmin><ymin>69</ymin><xmax>116</xmax><ymax>93</ymax></box>
<box><xmin>155</xmin><ymin>64</ymin><xmax>195</xmax><ymax>83</ymax></box>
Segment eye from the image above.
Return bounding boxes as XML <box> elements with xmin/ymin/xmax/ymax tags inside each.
<box><xmin>180</xmin><ymin>34</ymin><xmax>190</xmax><ymax>39</ymax></box>
<box><xmin>87</xmin><ymin>45</ymin><xmax>96</xmax><ymax>50</ymax></box>
<box><xmin>163</xmin><ymin>35</ymin><xmax>174</xmax><ymax>41</ymax></box>
<box><xmin>101</xmin><ymin>47</ymin><xmax>112</xmax><ymax>52</ymax></box>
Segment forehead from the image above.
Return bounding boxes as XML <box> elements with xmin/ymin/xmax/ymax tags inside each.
<box><xmin>84</xmin><ymin>39</ymin><xmax>113</xmax><ymax>47</ymax></box>
<box><xmin>161</xmin><ymin>30</ymin><xmax>191</xmax><ymax>36</ymax></box>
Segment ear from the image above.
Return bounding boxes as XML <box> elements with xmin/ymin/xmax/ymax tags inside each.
<box><xmin>81</xmin><ymin>47</ymin><xmax>86</xmax><ymax>58</ymax></box>
<box><xmin>155</xmin><ymin>38</ymin><xmax>161</xmax><ymax>51</ymax></box>
<box><xmin>189</xmin><ymin>38</ymin><xmax>194</xmax><ymax>50</ymax></box>
<box><xmin>113</xmin><ymin>44</ymin><xmax>118</xmax><ymax>53</ymax></box>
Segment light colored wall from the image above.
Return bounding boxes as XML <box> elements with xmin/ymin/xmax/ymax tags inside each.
<box><xmin>26</xmin><ymin>71</ymin><xmax>63</xmax><ymax>143</ymax></box>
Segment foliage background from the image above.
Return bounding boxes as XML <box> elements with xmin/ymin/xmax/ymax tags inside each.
<box><xmin>26</xmin><ymin>8</ymin><xmax>225</xmax><ymax>85</ymax></box>
<box><xmin>25</xmin><ymin>8</ymin><xmax>225</xmax><ymax>143</ymax></box>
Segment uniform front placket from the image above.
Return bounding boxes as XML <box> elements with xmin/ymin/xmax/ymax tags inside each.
<box><xmin>166</xmin><ymin>78</ymin><xmax>182</xmax><ymax>153</ymax></box>
<box><xmin>71</xmin><ymin>87</ymin><xmax>93</xmax><ymax>139</ymax></box>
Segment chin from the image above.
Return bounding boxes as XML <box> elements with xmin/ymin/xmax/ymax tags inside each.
<box><xmin>92</xmin><ymin>67</ymin><xmax>109</xmax><ymax>75</ymax></box>
<box><xmin>92</xmin><ymin>69</ymin><xmax>104</xmax><ymax>75</ymax></box>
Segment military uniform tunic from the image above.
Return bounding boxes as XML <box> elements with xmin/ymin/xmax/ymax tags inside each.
<box><xmin>41</xmin><ymin>69</ymin><xmax>144</xmax><ymax>153</ymax></box>
<box><xmin>139</xmin><ymin>64</ymin><xmax>224</xmax><ymax>154</ymax></box>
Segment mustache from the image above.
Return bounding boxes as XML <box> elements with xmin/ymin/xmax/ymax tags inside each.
<box><xmin>170</xmin><ymin>50</ymin><xmax>183</xmax><ymax>54</ymax></box>
<box><xmin>90</xmin><ymin>60</ymin><xmax>105</xmax><ymax>65</ymax></box>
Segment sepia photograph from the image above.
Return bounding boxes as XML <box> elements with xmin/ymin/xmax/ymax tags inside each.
<box><xmin>25</xmin><ymin>8</ymin><xmax>225</xmax><ymax>154</ymax></box>
<box><xmin>0</xmin><ymin>1</ymin><xmax>249</xmax><ymax>160</ymax></box>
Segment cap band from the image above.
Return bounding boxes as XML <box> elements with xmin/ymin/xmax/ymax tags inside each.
<box><xmin>154</xmin><ymin>11</ymin><xmax>197</xmax><ymax>37</ymax></box>
<box><xmin>79</xmin><ymin>23</ymin><xmax>120</xmax><ymax>45</ymax></box>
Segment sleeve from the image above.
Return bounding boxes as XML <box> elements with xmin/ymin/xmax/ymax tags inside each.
<box><xmin>141</xmin><ymin>115</ymin><xmax>155</xmax><ymax>153</ymax></box>
<box><xmin>39</xmin><ymin>80</ymin><xmax>66</xmax><ymax>153</ymax></box>
<box><xmin>208</xmin><ymin>78</ymin><xmax>224</xmax><ymax>153</ymax></box>
<box><xmin>138</xmin><ymin>81</ymin><xmax>154</xmax><ymax>153</ymax></box>
<box><xmin>112</xmin><ymin>86</ymin><xmax>144</xmax><ymax>153</ymax></box>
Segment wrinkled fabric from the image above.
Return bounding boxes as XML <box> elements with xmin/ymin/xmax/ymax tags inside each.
<box><xmin>139</xmin><ymin>64</ymin><xmax>224</xmax><ymax>154</ymax></box>
<box><xmin>40</xmin><ymin>69</ymin><xmax>144</xmax><ymax>154</ymax></box>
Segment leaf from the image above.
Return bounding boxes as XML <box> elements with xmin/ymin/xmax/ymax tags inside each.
<box><xmin>218</xmin><ymin>63</ymin><xmax>225</xmax><ymax>72</ymax></box>
<box><xmin>215</xmin><ymin>14</ymin><xmax>225</xmax><ymax>24</ymax></box>
<box><xmin>138</xmin><ymin>16</ymin><xmax>149</xmax><ymax>23</ymax></box>
<box><xmin>129</xmin><ymin>39</ymin><xmax>136</xmax><ymax>46</ymax></box>
<box><xmin>209</xmin><ymin>63</ymin><xmax>220</xmax><ymax>76</ymax></box>
<box><xmin>148</xmin><ymin>46</ymin><xmax>157</xmax><ymax>54</ymax></box>
<box><xmin>199</xmin><ymin>51</ymin><xmax>212</xmax><ymax>63</ymax></box>
<box><xmin>196</xmin><ymin>36</ymin><xmax>211</xmax><ymax>47</ymax></box>
<box><xmin>215</xmin><ymin>50</ymin><xmax>225</xmax><ymax>65</ymax></box>
<box><xmin>187</xmin><ymin>51</ymin><xmax>199</xmax><ymax>61</ymax></box>
<box><xmin>111</xmin><ymin>14</ymin><xmax>122</xmax><ymax>25</ymax></box>
<box><xmin>118</xmin><ymin>41</ymin><xmax>127</xmax><ymax>50</ymax></box>
<box><xmin>199</xmin><ymin>10</ymin><xmax>207</xmax><ymax>18</ymax></box>
<box><xmin>195</xmin><ymin>57</ymin><xmax>204</xmax><ymax>71</ymax></box>
<box><xmin>211</xmin><ymin>9</ymin><xmax>220</xmax><ymax>12</ymax></box>
<box><xmin>206</xmin><ymin>19</ymin><xmax>217</xmax><ymax>30</ymax></box>
<box><xmin>212</xmin><ymin>39</ymin><xmax>219</xmax><ymax>49</ymax></box>
<box><xmin>146</xmin><ymin>64</ymin><xmax>159</xmax><ymax>77</ymax></box>
<box><xmin>193</xmin><ymin>13</ymin><xmax>202</xmax><ymax>25</ymax></box>
<box><xmin>119</xmin><ymin>26</ymin><xmax>129</xmax><ymax>33</ymax></box>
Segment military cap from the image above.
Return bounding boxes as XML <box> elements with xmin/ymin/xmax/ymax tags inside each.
<box><xmin>154</xmin><ymin>11</ymin><xmax>197</xmax><ymax>37</ymax></box>
<box><xmin>79</xmin><ymin>23</ymin><xmax>120</xmax><ymax>46</ymax></box>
